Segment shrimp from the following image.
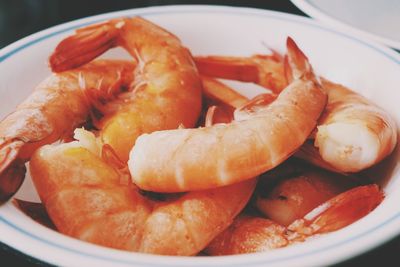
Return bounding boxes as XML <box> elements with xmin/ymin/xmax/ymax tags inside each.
<box><xmin>206</xmin><ymin>184</ymin><xmax>383</xmax><ymax>255</ymax></box>
<box><xmin>30</xmin><ymin>141</ymin><xmax>256</xmax><ymax>255</ymax></box>
<box><xmin>49</xmin><ymin>17</ymin><xmax>202</xmax><ymax>162</ymax></box>
<box><xmin>30</xmin><ymin>17</ymin><xmax>246</xmax><ymax>255</ymax></box>
<box><xmin>196</xmin><ymin>52</ymin><xmax>397</xmax><ymax>173</ymax></box>
<box><xmin>30</xmin><ymin>99</ymin><xmax>256</xmax><ymax>255</ymax></box>
<box><xmin>297</xmin><ymin>78</ymin><xmax>397</xmax><ymax>173</ymax></box>
<box><xmin>255</xmin><ymin>162</ymin><xmax>355</xmax><ymax>226</ymax></box>
<box><xmin>195</xmin><ymin>52</ymin><xmax>287</xmax><ymax>93</ymax></box>
<box><xmin>0</xmin><ymin>60</ymin><xmax>136</xmax><ymax>203</ymax></box>
<box><xmin>129</xmin><ymin>37</ymin><xmax>327</xmax><ymax>192</ymax></box>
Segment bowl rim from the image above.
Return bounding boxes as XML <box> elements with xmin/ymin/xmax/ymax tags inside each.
<box><xmin>1</xmin><ymin>4</ymin><xmax>400</xmax><ymax>267</ymax></box>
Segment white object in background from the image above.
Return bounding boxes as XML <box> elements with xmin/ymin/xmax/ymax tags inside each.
<box><xmin>291</xmin><ymin>0</ymin><xmax>400</xmax><ymax>50</ymax></box>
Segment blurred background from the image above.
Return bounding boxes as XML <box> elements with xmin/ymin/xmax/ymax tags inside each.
<box><xmin>0</xmin><ymin>0</ymin><xmax>304</xmax><ymax>48</ymax></box>
<box><xmin>1</xmin><ymin>0</ymin><xmax>400</xmax><ymax>266</ymax></box>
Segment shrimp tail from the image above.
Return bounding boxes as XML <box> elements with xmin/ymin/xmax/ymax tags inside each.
<box><xmin>0</xmin><ymin>140</ymin><xmax>26</xmax><ymax>202</ymax></box>
<box><xmin>283</xmin><ymin>55</ymin><xmax>292</xmax><ymax>84</ymax></box>
<box><xmin>288</xmin><ymin>184</ymin><xmax>384</xmax><ymax>240</ymax></box>
<box><xmin>49</xmin><ymin>20</ymin><xmax>121</xmax><ymax>72</ymax></box>
<box><xmin>286</xmin><ymin>37</ymin><xmax>314</xmax><ymax>81</ymax></box>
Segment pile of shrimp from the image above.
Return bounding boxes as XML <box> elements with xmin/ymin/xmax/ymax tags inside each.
<box><xmin>0</xmin><ymin>17</ymin><xmax>397</xmax><ymax>256</ymax></box>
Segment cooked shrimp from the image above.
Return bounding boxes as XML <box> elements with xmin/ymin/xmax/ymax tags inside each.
<box><xmin>206</xmin><ymin>184</ymin><xmax>383</xmax><ymax>255</ymax></box>
<box><xmin>30</xmin><ymin>100</ymin><xmax>256</xmax><ymax>255</ymax></box>
<box><xmin>255</xmin><ymin>163</ymin><xmax>355</xmax><ymax>226</ymax></box>
<box><xmin>196</xmin><ymin>51</ymin><xmax>397</xmax><ymax>173</ymax></box>
<box><xmin>195</xmin><ymin>52</ymin><xmax>287</xmax><ymax>93</ymax></box>
<box><xmin>298</xmin><ymin>78</ymin><xmax>398</xmax><ymax>173</ymax></box>
<box><xmin>0</xmin><ymin>60</ymin><xmax>135</xmax><ymax>202</ymax></box>
<box><xmin>50</xmin><ymin>17</ymin><xmax>202</xmax><ymax>162</ymax></box>
<box><xmin>129</xmin><ymin>37</ymin><xmax>327</xmax><ymax>192</ymax></box>
<box><xmin>201</xmin><ymin>75</ymin><xmax>249</xmax><ymax>109</ymax></box>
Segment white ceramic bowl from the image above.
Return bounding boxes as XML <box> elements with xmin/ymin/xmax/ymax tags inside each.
<box><xmin>0</xmin><ymin>5</ymin><xmax>399</xmax><ymax>267</ymax></box>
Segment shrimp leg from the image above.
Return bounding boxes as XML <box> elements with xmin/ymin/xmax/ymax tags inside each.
<box><xmin>0</xmin><ymin>60</ymin><xmax>135</xmax><ymax>202</ymax></box>
<box><xmin>201</xmin><ymin>75</ymin><xmax>249</xmax><ymax>109</ymax></box>
<box><xmin>30</xmin><ymin>141</ymin><xmax>256</xmax><ymax>255</ymax></box>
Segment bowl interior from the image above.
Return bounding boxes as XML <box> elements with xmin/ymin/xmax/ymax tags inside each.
<box><xmin>0</xmin><ymin>6</ymin><xmax>399</xmax><ymax>267</ymax></box>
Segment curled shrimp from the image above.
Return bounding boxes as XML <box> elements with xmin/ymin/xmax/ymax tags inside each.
<box><xmin>0</xmin><ymin>60</ymin><xmax>135</xmax><ymax>202</ymax></box>
<box><xmin>30</xmin><ymin>102</ymin><xmax>256</xmax><ymax>255</ymax></box>
<box><xmin>196</xmin><ymin>51</ymin><xmax>398</xmax><ymax>173</ymax></box>
<box><xmin>129</xmin><ymin>37</ymin><xmax>327</xmax><ymax>192</ymax></box>
<box><xmin>30</xmin><ymin>140</ymin><xmax>256</xmax><ymax>255</ymax></box>
<box><xmin>50</xmin><ymin>16</ymin><xmax>202</xmax><ymax>162</ymax></box>
<box><xmin>206</xmin><ymin>184</ymin><xmax>383</xmax><ymax>255</ymax></box>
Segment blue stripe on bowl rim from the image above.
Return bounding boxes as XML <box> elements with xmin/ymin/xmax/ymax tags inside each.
<box><xmin>0</xmin><ymin>5</ymin><xmax>399</xmax><ymax>267</ymax></box>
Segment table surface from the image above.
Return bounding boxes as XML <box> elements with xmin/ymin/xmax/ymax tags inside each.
<box><xmin>1</xmin><ymin>0</ymin><xmax>400</xmax><ymax>266</ymax></box>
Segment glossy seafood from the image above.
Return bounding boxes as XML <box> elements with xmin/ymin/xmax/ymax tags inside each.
<box><xmin>129</xmin><ymin>37</ymin><xmax>327</xmax><ymax>192</ymax></box>
<box><xmin>196</xmin><ymin>51</ymin><xmax>398</xmax><ymax>173</ymax></box>
<box><xmin>0</xmin><ymin>60</ymin><xmax>135</xmax><ymax>202</ymax></box>
<box><xmin>30</xmin><ymin>135</ymin><xmax>256</xmax><ymax>255</ymax></box>
<box><xmin>30</xmin><ymin>103</ymin><xmax>256</xmax><ymax>255</ymax></box>
<box><xmin>50</xmin><ymin>16</ymin><xmax>203</xmax><ymax>162</ymax></box>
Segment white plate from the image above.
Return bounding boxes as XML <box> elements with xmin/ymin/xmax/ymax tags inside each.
<box><xmin>291</xmin><ymin>0</ymin><xmax>400</xmax><ymax>50</ymax></box>
<box><xmin>1</xmin><ymin>5</ymin><xmax>400</xmax><ymax>267</ymax></box>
